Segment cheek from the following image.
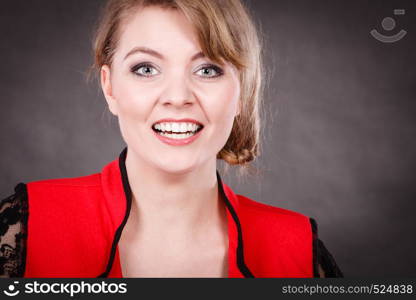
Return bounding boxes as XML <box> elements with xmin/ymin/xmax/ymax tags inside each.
<box><xmin>112</xmin><ymin>78</ymin><xmax>156</xmax><ymax>121</ymax></box>
<box><xmin>110</xmin><ymin>77</ymin><xmax>160</xmax><ymax>147</ymax></box>
<box><xmin>204</xmin><ymin>81</ymin><xmax>240</xmax><ymax>126</ymax></box>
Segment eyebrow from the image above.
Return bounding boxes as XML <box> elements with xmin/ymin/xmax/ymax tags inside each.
<box><xmin>124</xmin><ymin>46</ymin><xmax>205</xmax><ymax>61</ymax></box>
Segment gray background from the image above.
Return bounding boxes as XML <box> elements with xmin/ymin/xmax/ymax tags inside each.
<box><xmin>1</xmin><ymin>0</ymin><xmax>415</xmax><ymax>277</ymax></box>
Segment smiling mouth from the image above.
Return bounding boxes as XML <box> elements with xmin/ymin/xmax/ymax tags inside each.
<box><xmin>151</xmin><ymin>122</ymin><xmax>204</xmax><ymax>140</ymax></box>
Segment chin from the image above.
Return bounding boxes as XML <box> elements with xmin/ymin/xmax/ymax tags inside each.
<box><xmin>158</xmin><ymin>165</ymin><xmax>196</xmax><ymax>176</ymax></box>
<box><xmin>153</xmin><ymin>157</ymin><xmax>200</xmax><ymax>175</ymax></box>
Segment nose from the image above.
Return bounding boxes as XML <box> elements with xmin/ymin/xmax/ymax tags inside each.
<box><xmin>160</xmin><ymin>72</ymin><xmax>195</xmax><ymax>108</ymax></box>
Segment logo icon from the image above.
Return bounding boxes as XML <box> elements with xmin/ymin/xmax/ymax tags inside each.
<box><xmin>3</xmin><ymin>281</ymin><xmax>20</xmax><ymax>297</ymax></box>
<box><xmin>371</xmin><ymin>9</ymin><xmax>407</xmax><ymax>43</ymax></box>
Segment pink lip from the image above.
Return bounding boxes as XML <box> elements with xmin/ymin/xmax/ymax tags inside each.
<box><xmin>152</xmin><ymin>127</ymin><xmax>203</xmax><ymax>146</ymax></box>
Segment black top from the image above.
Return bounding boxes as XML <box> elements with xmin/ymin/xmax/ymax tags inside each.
<box><xmin>0</xmin><ymin>182</ymin><xmax>343</xmax><ymax>278</ymax></box>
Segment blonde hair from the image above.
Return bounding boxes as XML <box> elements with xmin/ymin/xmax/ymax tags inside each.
<box><xmin>88</xmin><ymin>0</ymin><xmax>265</xmax><ymax>173</ymax></box>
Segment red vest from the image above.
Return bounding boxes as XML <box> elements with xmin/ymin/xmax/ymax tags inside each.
<box><xmin>24</xmin><ymin>148</ymin><xmax>313</xmax><ymax>278</ymax></box>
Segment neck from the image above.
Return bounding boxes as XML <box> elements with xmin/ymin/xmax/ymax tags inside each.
<box><xmin>124</xmin><ymin>148</ymin><xmax>224</xmax><ymax>236</ymax></box>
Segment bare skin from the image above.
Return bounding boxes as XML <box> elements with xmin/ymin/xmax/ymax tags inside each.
<box><xmin>118</xmin><ymin>172</ymin><xmax>229</xmax><ymax>277</ymax></box>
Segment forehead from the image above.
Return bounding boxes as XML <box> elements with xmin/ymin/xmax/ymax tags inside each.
<box><xmin>117</xmin><ymin>6</ymin><xmax>200</xmax><ymax>57</ymax></box>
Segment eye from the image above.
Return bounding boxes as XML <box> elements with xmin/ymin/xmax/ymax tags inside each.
<box><xmin>195</xmin><ymin>64</ymin><xmax>224</xmax><ymax>78</ymax></box>
<box><xmin>131</xmin><ymin>63</ymin><xmax>160</xmax><ymax>77</ymax></box>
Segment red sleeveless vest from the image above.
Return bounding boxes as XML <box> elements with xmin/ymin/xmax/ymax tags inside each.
<box><xmin>23</xmin><ymin>148</ymin><xmax>314</xmax><ymax>278</ymax></box>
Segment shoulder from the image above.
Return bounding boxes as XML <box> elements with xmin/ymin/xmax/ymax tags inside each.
<box><xmin>235</xmin><ymin>194</ymin><xmax>312</xmax><ymax>237</ymax></box>
<box><xmin>27</xmin><ymin>173</ymin><xmax>101</xmax><ymax>188</ymax></box>
<box><xmin>0</xmin><ymin>184</ymin><xmax>28</xmax><ymax>278</ymax></box>
<box><xmin>24</xmin><ymin>173</ymin><xmax>103</xmax><ymax>209</ymax></box>
<box><xmin>26</xmin><ymin>173</ymin><xmax>101</xmax><ymax>194</ymax></box>
<box><xmin>0</xmin><ymin>183</ymin><xmax>28</xmax><ymax>221</ymax></box>
<box><xmin>0</xmin><ymin>184</ymin><xmax>28</xmax><ymax>222</ymax></box>
<box><xmin>236</xmin><ymin>194</ymin><xmax>310</xmax><ymax>223</ymax></box>
<box><xmin>237</xmin><ymin>194</ymin><xmax>309</xmax><ymax>218</ymax></box>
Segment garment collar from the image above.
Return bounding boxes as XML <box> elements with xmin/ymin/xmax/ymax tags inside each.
<box><xmin>98</xmin><ymin>147</ymin><xmax>254</xmax><ymax>278</ymax></box>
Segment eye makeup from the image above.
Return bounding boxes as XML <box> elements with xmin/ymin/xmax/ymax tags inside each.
<box><xmin>129</xmin><ymin>62</ymin><xmax>224</xmax><ymax>79</ymax></box>
<box><xmin>197</xmin><ymin>64</ymin><xmax>224</xmax><ymax>78</ymax></box>
<box><xmin>130</xmin><ymin>62</ymin><xmax>160</xmax><ymax>77</ymax></box>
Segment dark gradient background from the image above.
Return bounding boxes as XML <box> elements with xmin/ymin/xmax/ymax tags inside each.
<box><xmin>1</xmin><ymin>0</ymin><xmax>415</xmax><ymax>277</ymax></box>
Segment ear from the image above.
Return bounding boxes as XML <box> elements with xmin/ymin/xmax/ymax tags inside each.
<box><xmin>100</xmin><ymin>65</ymin><xmax>118</xmax><ymax>116</ymax></box>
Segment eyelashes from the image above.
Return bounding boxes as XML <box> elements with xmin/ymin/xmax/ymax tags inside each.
<box><xmin>195</xmin><ymin>64</ymin><xmax>224</xmax><ymax>78</ymax></box>
<box><xmin>131</xmin><ymin>63</ymin><xmax>159</xmax><ymax>77</ymax></box>
<box><xmin>130</xmin><ymin>62</ymin><xmax>224</xmax><ymax>79</ymax></box>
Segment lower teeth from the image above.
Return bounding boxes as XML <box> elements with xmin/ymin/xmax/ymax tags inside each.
<box><xmin>158</xmin><ymin>132</ymin><xmax>196</xmax><ymax>139</ymax></box>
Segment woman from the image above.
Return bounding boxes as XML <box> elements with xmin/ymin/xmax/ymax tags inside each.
<box><xmin>0</xmin><ymin>0</ymin><xmax>343</xmax><ymax>278</ymax></box>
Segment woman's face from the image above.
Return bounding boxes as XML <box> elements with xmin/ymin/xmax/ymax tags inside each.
<box><xmin>101</xmin><ymin>6</ymin><xmax>241</xmax><ymax>174</ymax></box>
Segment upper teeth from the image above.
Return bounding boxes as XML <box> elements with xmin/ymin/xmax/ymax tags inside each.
<box><xmin>154</xmin><ymin>122</ymin><xmax>201</xmax><ymax>133</ymax></box>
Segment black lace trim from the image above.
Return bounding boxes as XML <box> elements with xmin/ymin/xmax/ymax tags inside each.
<box><xmin>310</xmin><ymin>217</ymin><xmax>344</xmax><ymax>278</ymax></box>
<box><xmin>0</xmin><ymin>183</ymin><xmax>28</xmax><ymax>277</ymax></box>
